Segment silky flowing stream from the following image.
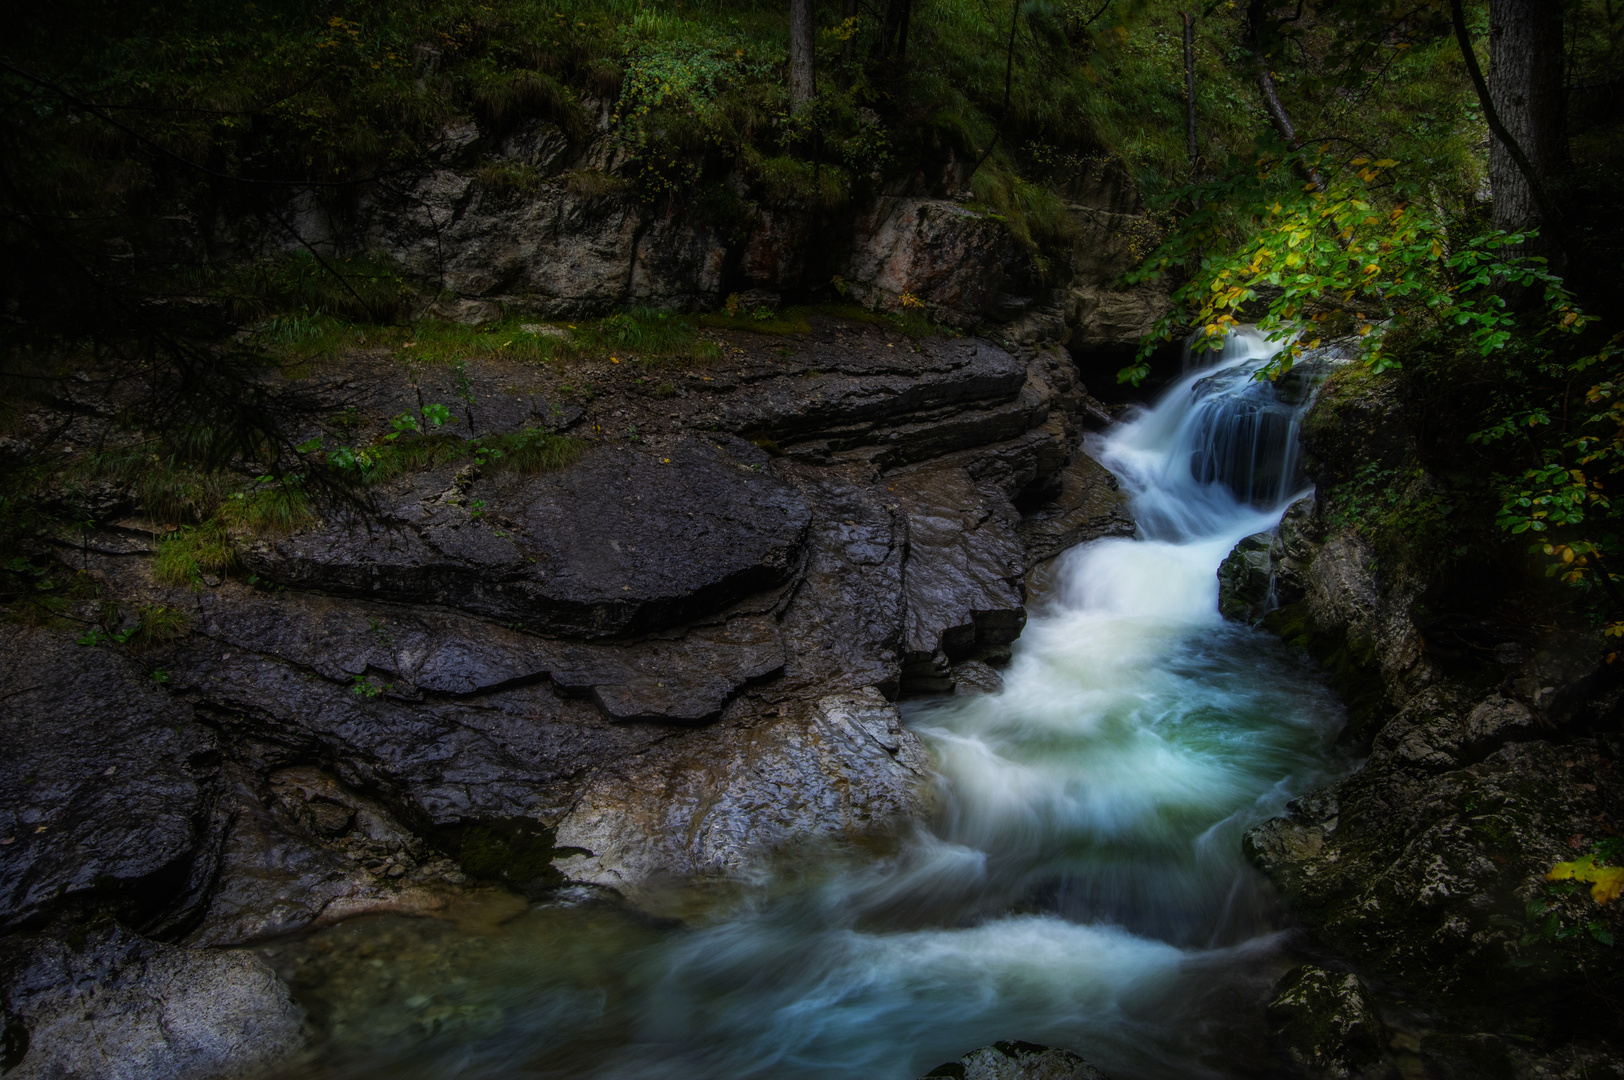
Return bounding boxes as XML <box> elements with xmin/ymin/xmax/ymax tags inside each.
<box><xmin>269</xmin><ymin>330</ymin><xmax>1349</xmax><ymax>1080</ymax></box>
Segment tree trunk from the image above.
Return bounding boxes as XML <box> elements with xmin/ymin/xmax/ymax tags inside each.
<box><xmin>1182</xmin><ymin>11</ymin><xmax>1198</xmax><ymax>176</ymax></box>
<box><xmin>842</xmin><ymin>0</ymin><xmax>858</xmax><ymax>67</ymax></box>
<box><xmin>1246</xmin><ymin>0</ymin><xmax>1324</xmax><ymax>190</ymax></box>
<box><xmin>894</xmin><ymin>0</ymin><xmax>912</xmax><ymax>60</ymax></box>
<box><xmin>789</xmin><ymin>0</ymin><xmax>817</xmax><ymax>110</ymax></box>
<box><xmin>1488</xmin><ymin>0</ymin><xmax>1566</xmax><ymax>239</ymax></box>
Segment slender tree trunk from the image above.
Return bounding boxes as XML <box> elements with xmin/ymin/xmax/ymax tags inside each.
<box><xmin>842</xmin><ymin>0</ymin><xmax>858</xmax><ymax>68</ymax></box>
<box><xmin>971</xmin><ymin>0</ymin><xmax>1022</xmax><ymax>174</ymax></box>
<box><xmin>1246</xmin><ymin>0</ymin><xmax>1324</xmax><ymax>191</ymax></box>
<box><xmin>789</xmin><ymin>0</ymin><xmax>817</xmax><ymax>110</ymax></box>
<box><xmin>1183</xmin><ymin>10</ymin><xmax>1202</xmax><ymax>238</ymax></box>
<box><xmin>894</xmin><ymin>0</ymin><xmax>912</xmax><ymax>60</ymax></box>
<box><xmin>1487</xmin><ymin>0</ymin><xmax>1566</xmax><ymax>239</ymax></box>
<box><xmin>1182</xmin><ymin>11</ymin><xmax>1198</xmax><ymax>177</ymax></box>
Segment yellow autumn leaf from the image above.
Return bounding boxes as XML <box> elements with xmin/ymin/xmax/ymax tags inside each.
<box><xmin>1547</xmin><ymin>855</ymin><xmax>1624</xmax><ymax>904</ymax></box>
<box><xmin>1375</xmin><ymin>159</ymin><xmax>1398</xmax><ymax>168</ymax></box>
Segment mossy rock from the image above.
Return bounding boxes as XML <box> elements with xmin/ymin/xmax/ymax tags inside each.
<box><xmin>452</xmin><ymin>822</ymin><xmax>568</xmax><ymax>895</ymax></box>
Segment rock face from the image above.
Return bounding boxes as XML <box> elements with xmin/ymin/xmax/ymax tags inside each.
<box><xmin>1017</xmin><ymin>453</ymin><xmax>1134</xmax><ymax>569</ymax></box>
<box><xmin>263</xmin><ymin>124</ymin><xmax>1167</xmax><ymax>355</ymax></box>
<box><xmin>296</xmin><ymin>140</ymin><xmax>1045</xmax><ymax>325</ymax></box>
<box><xmin>0</xmin><ymin>927</ymin><xmax>305</xmax><ymax>1080</ymax></box>
<box><xmin>1</xmin><ymin>313</ymin><xmax>1134</xmax><ymax>1065</ymax></box>
<box><xmin>552</xmin><ymin>687</ymin><xmax>931</xmax><ymax>891</ymax></box>
<box><xmin>1215</xmin><ymin>494</ymin><xmax>1319</xmax><ymax>625</ymax></box>
<box><xmin>921</xmin><ymin>1041</ymin><xmax>1112</xmax><ymax>1080</ymax></box>
<box><xmin>846</xmin><ymin>198</ymin><xmax>1037</xmax><ymax>325</ymax></box>
<box><xmin>0</xmin><ymin>627</ymin><xmax>226</xmax><ymax>937</ymax></box>
<box><xmin>1265</xmin><ymin>965</ymin><xmax>1386</xmax><ymax>1080</ymax></box>
<box><xmin>1058</xmin><ymin>163</ymin><xmax>1171</xmax><ymax>380</ymax></box>
<box><xmin>1244</xmin><ymin>691</ymin><xmax>1624</xmax><ymax>1025</ymax></box>
<box><xmin>1229</xmin><ymin>362</ymin><xmax>1624</xmax><ymax>1071</ymax></box>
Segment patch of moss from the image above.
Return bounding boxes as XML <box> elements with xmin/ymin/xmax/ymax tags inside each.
<box><xmin>698</xmin><ymin>308</ymin><xmax>815</xmax><ymax>336</ymax></box>
<box><xmin>1263</xmin><ymin>602</ymin><xmax>1387</xmax><ymax>742</ymax></box>
<box><xmin>479</xmin><ymin>428</ymin><xmax>585</xmax><ymax>475</ymax></box>
<box><xmin>455</xmin><ymin>822</ymin><xmax>568</xmax><ymax>893</ymax></box>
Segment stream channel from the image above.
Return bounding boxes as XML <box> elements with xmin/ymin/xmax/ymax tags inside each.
<box><xmin>265</xmin><ymin>330</ymin><xmax>1352</xmax><ymax>1080</ymax></box>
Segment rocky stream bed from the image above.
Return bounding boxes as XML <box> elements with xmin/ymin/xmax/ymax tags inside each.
<box><xmin>2</xmin><ymin>314</ymin><xmax>1622</xmax><ymax>1079</ymax></box>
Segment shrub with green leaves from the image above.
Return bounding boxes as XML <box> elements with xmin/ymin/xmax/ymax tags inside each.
<box><xmin>1121</xmin><ymin>152</ymin><xmax>1586</xmax><ymax>386</ymax></box>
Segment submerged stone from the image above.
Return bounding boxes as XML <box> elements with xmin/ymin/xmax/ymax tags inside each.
<box><xmin>0</xmin><ymin>926</ymin><xmax>305</xmax><ymax>1080</ymax></box>
<box><xmin>921</xmin><ymin>1041</ymin><xmax>1111</xmax><ymax>1080</ymax></box>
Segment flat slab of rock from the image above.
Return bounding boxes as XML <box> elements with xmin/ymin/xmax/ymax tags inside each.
<box><xmin>244</xmin><ymin>437</ymin><xmax>810</xmax><ymax>639</ymax></box>
<box><xmin>551</xmin><ymin>687</ymin><xmax>930</xmax><ymax>894</ymax></box>
<box><xmin>0</xmin><ymin>926</ymin><xmax>304</xmax><ymax>1080</ymax></box>
<box><xmin>0</xmin><ymin>627</ymin><xmax>223</xmax><ymax>935</ymax></box>
<box><xmin>195</xmin><ymin>585</ymin><xmax>785</xmax><ymax>723</ymax></box>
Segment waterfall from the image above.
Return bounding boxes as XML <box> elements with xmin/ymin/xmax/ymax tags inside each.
<box><xmin>274</xmin><ymin>330</ymin><xmax>1346</xmax><ymax>1080</ymax></box>
<box><xmin>1100</xmin><ymin>326</ymin><xmax>1312</xmax><ymax>541</ymax></box>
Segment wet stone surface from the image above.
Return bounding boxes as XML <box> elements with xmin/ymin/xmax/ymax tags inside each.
<box><xmin>0</xmin><ymin>323</ymin><xmax>1137</xmax><ymax>1078</ymax></box>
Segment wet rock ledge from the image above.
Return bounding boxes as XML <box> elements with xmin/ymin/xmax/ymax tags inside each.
<box><xmin>0</xmin><ymin>314</ymin><xmax>1131</xmax><ymax>1076</ymax></box>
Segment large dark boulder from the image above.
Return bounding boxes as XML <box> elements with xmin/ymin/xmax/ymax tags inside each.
<box><xmin>0</xmin><ymin>628</ymin><xmax>225</xmax><ymax>936</ymax></box>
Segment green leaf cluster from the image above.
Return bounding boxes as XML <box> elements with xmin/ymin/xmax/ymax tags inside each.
<box><xmin>1122</xmin><ymin>151</ymin><xmax>1585</xmax><ymax>386</ymax></box>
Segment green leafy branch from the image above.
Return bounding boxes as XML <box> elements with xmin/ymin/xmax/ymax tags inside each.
<box><xmin>1121</xmin><ymin>150</ymin><xmax>1584</xmax><ymax>385</ymax></box>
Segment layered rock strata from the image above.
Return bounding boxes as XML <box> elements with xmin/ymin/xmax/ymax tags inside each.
<box><xmin>0</xmin><ymin>314</ymin><xmax>1131</xmax><ymax>1077</ymax></box>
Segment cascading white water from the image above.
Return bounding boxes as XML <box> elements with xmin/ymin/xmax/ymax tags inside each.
<box><xmin>276</xmin><ymin>329</ymin><xmax>1348</xmax><ymax>1080</ymax></box>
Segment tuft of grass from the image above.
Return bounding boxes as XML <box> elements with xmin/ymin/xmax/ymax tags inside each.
<box><xmin>478</xmin><ymin>159</ymin><xmax>544</xmax><ymax>195</ymax></box>
<box><xmin>967</xmin><ymin>163</ymin><xmax>1075</xmax><ymax>255</ymax></box>
<box><xmin>362</xmin><ymin>434</ymin><xmax>466</xmax><ymax>483</ymax></box>
<box><xmin>698</xmin><ymin>308</ymin><xmax>813</xmax><ymax>335</ymax></box>
<box><xmin>753</xmin><ymin>156</ymin><xmax>851</xmax><ymax>210</ymax></box>
<box><xmin>219</xmin><ymin>484</ymin><xmax>316</xmax><ymax>534</ymax></box>
<box><xmin>129</xmin><ymin>604</ymin><xmax>191</xmax><ymax>648</ymax></box>
<box><xmin>153</xmin><ymin>520</ymin><xmax>240</xmax><ymax>586</ymax></box>
<box><xmin>582</xmin><ymin>308</ymin><xmax>696</xmax><ymax>351</ymax></box>
<box><xmin>134</xmin><ymin>464</ymin><xmax>234</xmax><ymax>525</ymax></box>
<box><xmin>376</xmin><ymin>319</ymin><xmax>578</xmax><ymax>367</ymax></box>
<box><xmin>470</xmin><ymin>68</ymin><xmax>589</xmax><ymax>140</ymax></box>
<box><xmin>479</xmin><ymin>429</ymin><xmax>585</xmax><ymax>475</ymax></box>
<box><xmin>189</xmin><ymin>253</ymin><xmax>416</xmax><ymax>327</ymax></box>
<box><xmin>73</xmin><ymin>445</ymin><xmax>234</xmax><ymax>525</ymax></box>
<box><xmin>565</xmin><ymin>168</ymin><xmax>631</xmax><ymax>202</ymax></box>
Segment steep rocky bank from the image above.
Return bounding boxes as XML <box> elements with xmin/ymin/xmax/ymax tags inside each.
<box><xmin>0</xmin><ymin>310</ymin><xmax>1133</xmax><ymax>1076</ymax></box>
<box><xmin>1219</xmin><ymin>366</ymin><xmax>1624</xmax><ymax>1078</ymax></box>
<box><xmin>261</xmin><ymin>122</ymin><xmax>1168</xmax><ymax>390</ymax></box>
